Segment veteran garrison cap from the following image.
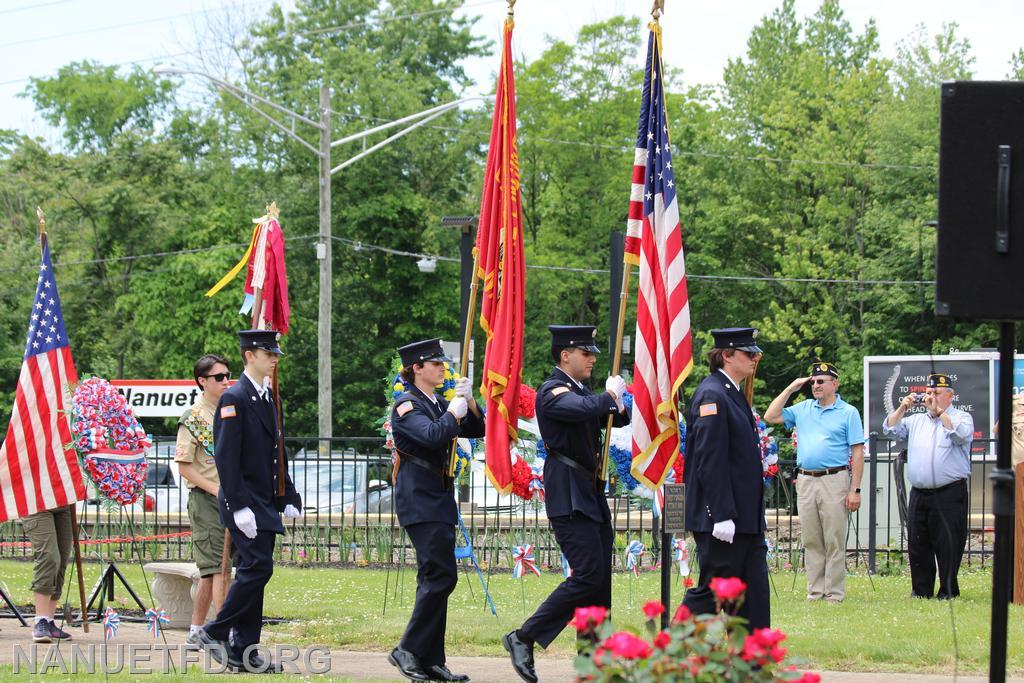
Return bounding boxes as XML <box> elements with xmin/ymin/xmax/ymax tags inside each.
<box><xmin>239</xmin><ymin>329</ymin><xmax>283</xmax><ymax>355</ymax></box>
<box><xmin>548</xmin><ymin>325</ymin><xmax>600</xmax><ymax>354</ymax></box>
<box><xmin>810</xmin><ymin>361</ymin><xmax>839</xmax><ymax>378</ymax></box>
<box><xmin>927</xmin><ymin>373</ymin><xmax>953</xmax><ymax>389</ymax></box>
<box><xmin>398</xmin><ymin>338</ymin><xmax>452</xmax><ymax>368</ymax></box>
<box><xmin>711</xmin><ymin>327</ymin><xmax>762</xmax><ymax>354</ymax></box>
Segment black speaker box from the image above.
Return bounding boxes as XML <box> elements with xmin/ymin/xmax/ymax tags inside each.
<box><xmin>937</xmin><ymin>81</ymin><xmax>1024</xmax><ymax>320</ymax></box>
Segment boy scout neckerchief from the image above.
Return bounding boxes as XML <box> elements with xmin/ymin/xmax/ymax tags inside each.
<box><xmin>182</xmin><ymin>405</ymin><xmax>215</xmax><ymax>458</ymax></box>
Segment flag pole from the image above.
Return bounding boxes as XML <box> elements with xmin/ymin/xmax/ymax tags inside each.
<box><xmin>36</xmin><ymin>207</ymin><xmax>90</xmax><ymax>633</ymax></box>
<box><xmin>599</xmin><ymin>263</ymin><xmax>632</xmax><ymax>481</ymax></box>
<box><xmin>448</xmin><ymin>248</ymin><xmax>482</xmax><ymax>477</ymax></box>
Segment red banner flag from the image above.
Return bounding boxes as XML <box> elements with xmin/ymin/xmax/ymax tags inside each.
<box><xmin>476</xmin><ymin>18</ymin><xmax>525</xmax><ymax>494</ymax></box>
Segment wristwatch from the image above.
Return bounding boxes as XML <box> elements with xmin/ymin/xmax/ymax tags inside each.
<box><xmin>853</xmin><ymin>488</ymin><xmax>861</xmax><ymax>494</ymax></box>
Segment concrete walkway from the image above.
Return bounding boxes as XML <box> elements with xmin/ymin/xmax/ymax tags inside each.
<box><xmin>0</xmin><ymin>620</ymin><xmax>1019</xmax><ymax>681</ymax></box>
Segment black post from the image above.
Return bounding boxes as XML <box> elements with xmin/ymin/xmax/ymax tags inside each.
<box><xmin>460</xmin><ymin>221</ymin><xmax>476</xmax><ymax>343</ymax></box>
<box><xmin>867</xmin><ymin>432</ymin><xmax>878</xmax><ymax>574</ymax></box>
<box><xmin>659</xmin><ymin>518</ymin><xmax>671</xmax><ymax>629</ymax></box>
<box><xmin>989</xmin><ymin>321</ymin><xmax>1016</xmax><ymax>683</ymax></box>
<box><xmin>609</xmin><ymin>230</ymin><xmax>625</xmax><ymax>358</ymax></box>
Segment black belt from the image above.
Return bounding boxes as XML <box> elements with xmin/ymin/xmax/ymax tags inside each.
<box><xmin>397</xmin><ymin>451</ymin><xmax>453</xmax><ymax>490</ymax></box>
<box><xmin>548</xmin><ymin>450</ymin><xmax>604</xmax><ymax>482</ymax></box>
<box><xmin>914</xmin><ymin>479</ymin><xmax>967</xmax><ymax>493</ymax></box>
<box><xmin>796</xmin><ymin>465</ymin><xmax>848</xmax><ymax>477</ymax></box>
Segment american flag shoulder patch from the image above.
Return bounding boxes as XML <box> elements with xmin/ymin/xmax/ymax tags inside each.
<box><xmin>220</xmin><ymin>405</ymin><xmax>237</xmax><ymax>419</ymax></box>
<box><xmin>396</xmin><ymin>401</ymin><xmax>414</xmax><ymax>417</ymax></box>
<box><xmin>699</xmin><ymin>403</ymin><xmax>718</xmax><ymax>417</ymax></box>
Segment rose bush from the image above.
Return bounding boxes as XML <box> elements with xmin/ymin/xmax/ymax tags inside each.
<box><xmin>572</xmin><ymin>579</ymin><xmax>819</xmax><ymax>682</ymax></box>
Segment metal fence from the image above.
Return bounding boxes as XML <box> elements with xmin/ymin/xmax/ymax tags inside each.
<box><xmin>0</xmin><ymin>434</ymin><xmax>999</xmax><ymax>573</ymax></box>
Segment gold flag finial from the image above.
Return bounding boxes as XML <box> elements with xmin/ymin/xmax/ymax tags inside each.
<box><xmin>651</xmin><ymin>0</ymin><xmax>665</xmax><ymax>21</ymax></box>
<box><xmin>35</xmin><ymin>206</ymin><xmax>47</xmax><ymax>236</ymax></box>
<box><xmin>507</xmin><ymin>0</ymin><xmax>515</xmax><ymax>18</ymax></box>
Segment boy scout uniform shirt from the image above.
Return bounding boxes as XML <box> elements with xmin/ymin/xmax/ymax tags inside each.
<box><xmin>174</xmin><ymin>395</ymin><xmax>220</xmax><ymax>488</ymax></box>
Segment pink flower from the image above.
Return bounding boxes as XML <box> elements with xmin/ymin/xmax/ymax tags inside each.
<box><xmin>750</xmin><ymin>627</ymin><xmax>786</xmax><ymax>649</ymax></box>
<box><xmin>652</xmin><ymin>631</ymin><xmax>671</xmax><ymax>650</ymax></box>
<box><xmin>569</xmin><ymin>606</ymin><xmax>608</xmax><ymax>633</ymax></box>
<box><xmin>602</xmin><ymin>631</ymin><xmax>653</xmax><ymax>660</ymax></box>
<box><xmin>641</xmin><ymin>600</ymin><xmax>665</xmax><ymax>620</ymax></box>
<box><xmin>671</xmin><ymin>604</ymin><xmax>692</xmax><ymax>624</ymax></box>
<box><xmin>709</xmin><ymin>576</ymin><xmax>746</xmax><ymax>602</ymax></box>
<box><xmin>795</xmin><ymin>674</ymin><xmax>821</xmax><ymax>683</ymax></box>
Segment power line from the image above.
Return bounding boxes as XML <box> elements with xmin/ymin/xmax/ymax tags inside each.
<box><xmin>0</xmin><ymin>50</ymin><xmax>197</xmax><ymax>88</ymax></box>
<box><xmin>284</xmin><ymin>0</ymin><xmax>503</xmax><ymax>39</ymax></box>
<box><xmin>0</xmin><ymin>0</ymin><xmax>78</xmax><ymax>16</ymax></box>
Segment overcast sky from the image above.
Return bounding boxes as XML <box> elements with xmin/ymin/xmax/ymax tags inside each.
<box><xmin>1</xmin><ymin>0</ymin><xmax>1021</xmax><ymax>143</ymax></box>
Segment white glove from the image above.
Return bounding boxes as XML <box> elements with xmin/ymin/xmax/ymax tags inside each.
<box><xmin>455</xmin><ymin>377</ymin><xmax>473</xmax><ymax>399</ymax></box>
<box><xmin>233</xmin><ymin>507</ymin><xmax>257</xmax><ymax>539</ymax></box>
<box><xmin>283</xmin><ymin>504</ymin><xmax>301</xmax><ymax>519</ymax></box>
<box><xmin>712</xmin><ymin>519</ymin><xmax>736</xmax><ymax>544</ymax></box>
<box><xmin>447</xmin><ymin>396</ymin><xmax>468</xmax><ymax>419</ymax></box>
<box><xmin>605</xmin><ymin>375</ymin><xmax>627</xmax><ymax>399</ymax></box>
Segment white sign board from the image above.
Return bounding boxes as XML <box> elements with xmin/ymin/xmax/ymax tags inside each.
<box><xmin>110</xmin><ymin>380</ymin><xmax>203</xmax><ymax>418</ymax></box>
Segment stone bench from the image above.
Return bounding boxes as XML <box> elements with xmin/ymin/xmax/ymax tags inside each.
<box><xmin>143</xmin><ymin>562</ymin><xmax>234</xmax><ymax>628</ymax></box>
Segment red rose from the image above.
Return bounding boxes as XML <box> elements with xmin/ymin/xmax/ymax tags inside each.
<box><xmin>517</xmin><ymin>384</ymin><xmax>537</xmax><ymax>419</ymax></box>
<box><xmin>569</xmin><ymin>606</ymin><xmax>608</xmax><ymax>632</ymax></box>
<box><xmin>710</xmin><ymin>576</ymin><xmax>746</xmax><ymax>601</ymax></box>
<box><xmin>510</xmin><ymin>457</ymin><xmax>534</xmax><ymax>501</ymax></box>
<box><xmin>641</xmin><ymin>600</ymin><xmax>665</xmax><ymax>620</ymax></box>
<box><xmin>751</xmin><ymin>627</ymin><xmax>786</xmax><ymax>649</ymax></box>
<box><xmin>671</xmin><ymin>604</ymin><xmax>691</xmax><ymax>624</ymax></box>
<box><xmin>653</xmin><ymin>631</ymin><xmax>671</xmax><ymax>649</ymax></box>
<box><xmin>683</xmin><ymin>577</ymin><xmax>694</xmax><ymax>588</ymax></box>
<box><xmin>603</xmin><ymin>631</ymin><xmax>653</xmax><ymax>660</ymax></box>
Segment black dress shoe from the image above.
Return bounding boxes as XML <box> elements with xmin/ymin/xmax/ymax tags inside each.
<box><xmin>502</xmin><ymin>631</ymin><xmax>537</xmax><ymax>683</ymax></box>
<box><xmin>428</xmin><ymin>663</ymin><xmax>470</xmax><ymax>682</ymax></box>
<box><xmin>194</xmin><ymin>628</ymin><xmax>237</xmax><ymax>669</ymax></box>
<box><xmin>388</xmin><ymin>647</ymin><xmax>430</xmax><ymax>681</ymax></box>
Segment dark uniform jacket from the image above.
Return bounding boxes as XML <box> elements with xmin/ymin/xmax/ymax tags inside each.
<box><xmin>683</xmin><ymin>371</ymin><xmax>765</xmax><ymax>534</ymax></box>
<box><xmin>537</xmin><ymin>367</ymin><xmax>630</xmax><ymax>523</ymax></box>
<box><xmin>391</xmin><ymin>386</ymin><xmax>485</xmax><ymax>527</ymax></box>
<box><xmin>213</xmin><ymin>374</ymin><xmax>301</xmax><ymax>535</ymax></box>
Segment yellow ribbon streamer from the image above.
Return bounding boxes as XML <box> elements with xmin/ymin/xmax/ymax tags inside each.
<box><xmin>205</xmin><ymin>224</ymin><xmax>260</xmax><ymax>298</ymax></box>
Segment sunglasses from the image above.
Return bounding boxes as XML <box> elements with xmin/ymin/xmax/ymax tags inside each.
<box><xmin>809</xmin><ymin>378</ymin><xmax>834</xmax><ymax>385</ymax></box>
<box><xmin>202</xmin><ymin>372</ymin><xmax>231</xmax><ymax>382</ymax></box>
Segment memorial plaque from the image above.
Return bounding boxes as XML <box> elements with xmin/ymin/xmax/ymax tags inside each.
<box><xmin>662</xmin><ymin>483</ymin><xmax>686</xmax><ymax>533</ymax></box>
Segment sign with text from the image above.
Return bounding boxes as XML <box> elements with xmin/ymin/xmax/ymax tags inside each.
<box><xmin>110</xmin><ymin>380</ymin><xmax>203</xmax><ymax>418</ymax></box>
<box><xmin>662</xmin><ymin>483</ymin><xmax>686</xmax><ymax>533</ymax></box>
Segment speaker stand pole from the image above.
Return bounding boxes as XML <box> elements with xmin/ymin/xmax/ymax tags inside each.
<box><xmin>988</xmin><ymin>321</ymin><xmax>1016</xmax><ymax>683</ymax></box>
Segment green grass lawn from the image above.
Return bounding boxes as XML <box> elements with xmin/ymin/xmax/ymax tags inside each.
<box><xmin>1</xmin><ymin>558</ymin><xmax>1021</xmax><ymax>675</ymax></box>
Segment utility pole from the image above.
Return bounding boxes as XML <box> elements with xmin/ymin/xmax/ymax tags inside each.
<box><xmin>318</xmin><ymin>85</ymin><xmax>332</xmax><ymax>453</ymax></box>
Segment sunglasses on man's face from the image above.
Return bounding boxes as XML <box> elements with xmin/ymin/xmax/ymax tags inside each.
<box><xmin>809</xmin><ymin>378</ymin><xmax>833</xmax><ymax>385</ymax></box>
<box><xmin>202</xmin><ymin>372</ymin><xmax>231</xmax><ymax>382</ymax></box>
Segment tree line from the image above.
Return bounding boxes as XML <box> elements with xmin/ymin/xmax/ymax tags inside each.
<box><xmin>1</xmin><ymin>0</ymin><xmax>1021</xmax><ymax>437</ymax></box>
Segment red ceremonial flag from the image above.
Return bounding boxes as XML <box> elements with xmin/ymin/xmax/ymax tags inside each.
<box><xmin>0</xmin><ymin>239</ymin><xmax>86</xmax><ymax>521</ymax></box>
<box><xmin>476</xmin><ymin>18</ymin><xmax>525</xmax><ymax>494</ymax></box>
<box><xmin>627</xmin><ymin>24</ymin><xmax>694</xmax><ymax>489</ymax></box>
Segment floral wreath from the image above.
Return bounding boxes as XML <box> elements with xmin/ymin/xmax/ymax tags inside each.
<box><xmin>70</xmin><ymin>377</ymin><xmax>152</xmax><ymax>506</ymax></box>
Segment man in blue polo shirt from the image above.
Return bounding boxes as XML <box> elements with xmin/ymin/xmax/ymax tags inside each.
<box><xmin>765</xmin><ymin>362</ymin><xmax>864</xmax><ymax>602</ymax></box>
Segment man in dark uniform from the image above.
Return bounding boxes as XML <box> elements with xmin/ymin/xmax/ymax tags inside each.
<box><xmin>504</xmin><ymin>325</ymin><xmax>629</xmax><ymax>683</ymax></box>
<box><xmin>195</xmin><ymin>329</ymin><xmax>301</xmax><ymax>673</ymax></box>
<box><xmin>680</xmin><ymin>327</ymin><xmax>769</xmax><ymax>629</ymax></box>
<box><xmin>388</xmin><ymin>338</ymin><xmax>484</xmax><ymax>683</ymax></box>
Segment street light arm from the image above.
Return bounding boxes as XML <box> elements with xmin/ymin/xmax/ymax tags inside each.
<box><xmin>219</xmin><ymin>87</ymin><xmax>323</xmax><ymax>157</ymax></box>
<box><xmin>330</xmin><ymin>104</ymin><xmax>458</xmax><ymax>176</ymax></box>
<box><xmin>330</xmin><ymin>95</ymin><xmax>493</xmax><ymax>148</ymax></box>
<box><xmin>155</xmin><ymin>65</ymin><xmax>325</xmax><ymax>131</ymax></box>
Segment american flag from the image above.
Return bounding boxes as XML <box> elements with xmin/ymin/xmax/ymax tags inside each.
<box><xmin>0</xmin><ymin>240</ymin><xmax>85</xmax><ymax>522</ymax></box>
<box><xmin>626</xmin><ymin>25</ymin><xmax>693</xmax><ymax>489</ymax></box>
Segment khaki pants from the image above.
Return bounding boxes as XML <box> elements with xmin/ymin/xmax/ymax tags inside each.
<box><xmin>796</xmin><ymin>471</ymin><xmax>849</xmax><ymax>601</ymax></box>
<box><xmin>23</xmin><ymin>506</ymin><xmax>73</xmax><ymax>600</ymax></box>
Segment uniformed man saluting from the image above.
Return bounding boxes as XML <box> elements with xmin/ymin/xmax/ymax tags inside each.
<box><xmin>504</xmin><ymin>325</ymin><xmax>629</xmax><ymax>683</ymax></box>
<box><xmin>388</xmin><ymin>338</ymin><xmax>484</xmax><ymax>683</ymax></box>
<box><xmin>680</xmin><ymin>327</ymin><xmax>769</xmax><ymax>629</ymax></box>
<box><xmin>195</xmin><ymin>329</ymin><xmax>301</xmax><ymax>673</ymax></box>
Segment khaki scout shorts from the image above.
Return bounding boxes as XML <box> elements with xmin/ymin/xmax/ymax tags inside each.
<box><xmin>23</xmin><ymin>506</ymin><xmax>73</xmax><ymax>600</ymax></box>
<box><xmin>187</xmin><ymin>488</ymin><xmax>227</xmax><ymax>577</ymax></box>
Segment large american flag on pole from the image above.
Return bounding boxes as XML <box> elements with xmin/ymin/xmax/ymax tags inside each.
<box><xmin>627</xmin><ymin>23</ymin><xmax>694</xmax><ymax>489</ymax></box>
<box><xmin>0</xmin><ymin>240</ymin><xmax>85</xmax><ymax>521</ymax></box>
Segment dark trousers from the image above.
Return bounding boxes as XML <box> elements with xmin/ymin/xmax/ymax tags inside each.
<box><xmin>204</xmin><ymin>529</ymin><xmax>276</xmax><ymax>651</ymax></box>
<box><xmin>908</xmin><ymin>480</ymin><xmax>968</xmax><ymax>599</ymax></box>
<box><xmin>521</xmin><ymin>514</ymin><xmax>613</xmax><ymax>648</ymax></box>
<box><xmin>400</xmin><ymin>522</ymin><xmax>458</xmax><ymax>667</ymax></box>
<box><xmin>682</xmin><ymin>531</ymin><xmax>770</xmax><ymax>629</ymax></box>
